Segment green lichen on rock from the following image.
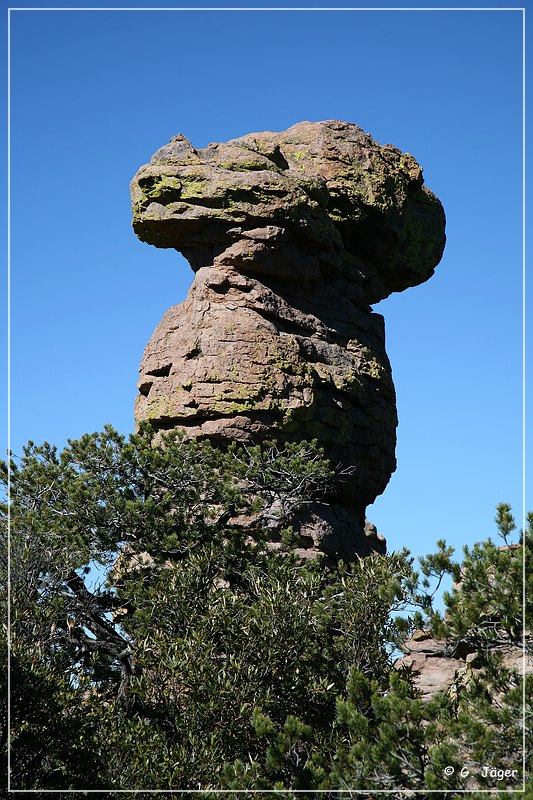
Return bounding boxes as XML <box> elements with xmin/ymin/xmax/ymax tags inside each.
<box><xmin>131</xmin><ymin>120</ymin><xmax>445</xmax><ymax>300</ymax></box>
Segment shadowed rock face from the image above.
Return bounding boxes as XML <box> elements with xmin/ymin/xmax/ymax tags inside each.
<box><xmin>131</xmin><ymin>120</ymin><xmax>445</xmax><ymax>560</ymax></box>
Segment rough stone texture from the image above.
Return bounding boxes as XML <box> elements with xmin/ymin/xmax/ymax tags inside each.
<box><xmin>395</xmin><ymin>630</ymin><xmax>467</xmax><ymax>700</ymax></box>
<box><xmin>396</xmin><ymin>628</ymin><xmax>532</xmax><ymax>702</ymax></box>
<box><xmin>131</xmin><ymin>121</ymin><xmax>445</xmax><ymax>559</ymax></box>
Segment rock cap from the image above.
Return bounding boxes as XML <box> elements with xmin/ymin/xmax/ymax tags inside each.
<box><xmin>131</xmin><ymin>120</ymin><xmax>445</xmax><ymax>303</ymax></box>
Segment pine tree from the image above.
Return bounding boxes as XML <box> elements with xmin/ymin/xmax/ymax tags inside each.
<box><xmin>1</xmin><ymin>426</ymin><xmax>530</xmax><ymax>795</ymax></box>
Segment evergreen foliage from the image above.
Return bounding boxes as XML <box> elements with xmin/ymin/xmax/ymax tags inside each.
<box><xmin>1</xmin><ymin>427</ymin><xmax>529</xmax><ymax>797</ymax></box>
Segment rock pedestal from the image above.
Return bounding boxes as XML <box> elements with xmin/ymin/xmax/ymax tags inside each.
<box><xmin>131</xmin><ymin>121</ymin><xmax>445</xmax><ymax>559</ymax></box>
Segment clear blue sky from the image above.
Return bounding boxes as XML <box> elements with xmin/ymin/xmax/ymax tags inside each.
<box><xmin>3</xmin><ymin>2</ymin><xmax>528</xmax><ymax>564</ymax></box>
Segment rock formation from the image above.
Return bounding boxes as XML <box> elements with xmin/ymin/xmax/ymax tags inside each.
<box><xmin>396</xmin><ymin>544</ymin><xmax>531</xmax><ymax>700</ymax></box>
<box><xmin>395</xmin><ymin>628</ymin><xmax>532</xmax><ymax>704</ymax></box>
<box><xmin>131</xmin><ymin>120</ymin><xmax>445</xmax><ymax>560</ymax></box>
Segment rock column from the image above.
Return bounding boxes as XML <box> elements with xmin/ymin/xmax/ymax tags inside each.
<box><xmin>131</xmin><ymin>121</ymin><xmax>445</xmax><ymax>559</ymax></box>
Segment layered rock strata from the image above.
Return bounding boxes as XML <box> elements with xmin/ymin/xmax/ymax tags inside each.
<box><xmin>131</xmin><ymin>121</ymin><xmax>445</xmax><ymax>559</ymax></box>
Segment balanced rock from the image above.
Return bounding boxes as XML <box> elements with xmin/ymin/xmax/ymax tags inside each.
<box><xmin>131</xmin><ymin>121</ymin><xmax>445</xmax><ymax>559</ymax></box>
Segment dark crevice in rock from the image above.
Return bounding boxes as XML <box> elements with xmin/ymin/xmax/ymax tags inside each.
<box><xmin>146</xmin><ymin>365</ymin><xmax>171</xmax><ymax>378</ymax></box>
<box><xmin>138</xmin><ymin>381</ymin><xmax>152</xmax><ymax>397</ymax></box>
<box><xmin>253</xmin><ymin>307</ymin><xmax>318</xmax><ymax>338</ymax></box>
<box><xmin>266</xmin><ymin>147</ymin><xmax>290</xmax><ymax>171</ymax></box>
<box><xmin>184</xmin><ymin>342</ymin><xmax>202</xmax><ymax>360</ymax></box>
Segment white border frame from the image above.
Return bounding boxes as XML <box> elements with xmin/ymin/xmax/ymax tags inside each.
<box><xmin>6</xmin><ymin>5</ymin><xmax>527</xmax><ymax>794</ymax></box>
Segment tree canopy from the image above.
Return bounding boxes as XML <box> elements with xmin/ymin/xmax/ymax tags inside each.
<box><xmin>1</xmin><ymin>426</ymin><xmax>530</xmax><ymax>798</ymax></box>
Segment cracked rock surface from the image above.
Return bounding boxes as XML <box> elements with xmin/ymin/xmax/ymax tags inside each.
<box><xmin>131</xmin><ymin>120</ymin><xmax>445</xmax><ymax>559</ymax></box>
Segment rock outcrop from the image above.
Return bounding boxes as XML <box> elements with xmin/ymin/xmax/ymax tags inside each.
<box><xmin>396</xmin><ymin>628</ymin><xmax>532</xmax><ymax>702</ymax></box>
<box><xmin>396</xmin><ymin>545</ymin><xmax>531</xmax><ymax>699</ymax></box>
<box><xmin>131</xmin><ymin>121</ymin><xmax>445</xmax><ymax>559</ymax></box>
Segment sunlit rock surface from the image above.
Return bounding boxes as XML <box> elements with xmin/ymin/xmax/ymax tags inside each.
<box><xmin>131</xmin><ymin>121</ymin><xmax>445</xmax><ymax>559</ymax></box>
